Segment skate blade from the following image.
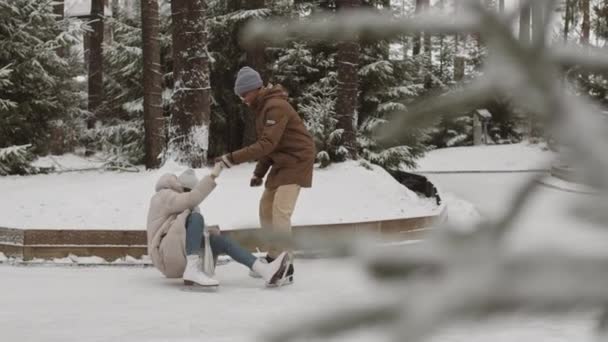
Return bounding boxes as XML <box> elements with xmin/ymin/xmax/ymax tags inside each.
<box><xmin>181</xmin><ymin>284</ymin><xmax>219</xmax><ymax>292</ymax></box>
<box><xmin>265</xmin><ymin>277</ymin><xmax>293</xmax><ymax>288</ymax></box>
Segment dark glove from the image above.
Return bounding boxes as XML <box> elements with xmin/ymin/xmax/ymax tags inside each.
<box><xmin>250</xmin><ymin>176</ymin><xmax>263</xmax><ymax>187</ymax></box>
<box><xmin>214</xmin><ymin>154</ymin><xmax>234</xmax><ymax>169</ymax></box>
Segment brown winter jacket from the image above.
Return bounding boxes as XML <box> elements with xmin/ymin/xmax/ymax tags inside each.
<box><xmin>230</xmin><ymin>85</ymin><xmax>316</xmax><ymax>189</ymax></box>
<box><xmin>146</xmin><ymin>174</ymin><xmax>216</xmax><ymax>278</ymax></box>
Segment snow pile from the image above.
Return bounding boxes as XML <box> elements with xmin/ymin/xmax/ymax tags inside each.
<box><xmin>112</xmin><ymin>255</ymin><xmax>152</xmax><ymax>266</ymax></box>
<box><xmin>49</xmin><ymin>254</ymin><xmax>149</xmax><ymax>265</ymax></box>
<box><xmin>51</xmin><ymin>255</ymin><xmax>107</xmax><ymax>265</ymax></box>
<box><xmin>0</xmin><ymin>159</ymin><xmax>438</xmax><ymax>230</ymax></box>
<box><xmin>441</xmin><ymin>192</ymin><xmax>483</xmax><ymax>229</ymax></box>
<box><xmin>409</xmin><ymin>142</ymin><xmax>555</xmax><ymax>172</ymax></box>
<box><xmin>0</xmin><ymin>252</ymin><xmax>7</xmax><ymax>263</ymax></box>
<box><xmin>74</xmin><ymin>256</ymin><xmax>106</xmax><ymax>264</ymax></box>
<box><xmin>20</xmin><ymin>254</ymin><xmax>230</xmax><ymax>266</ymax></box>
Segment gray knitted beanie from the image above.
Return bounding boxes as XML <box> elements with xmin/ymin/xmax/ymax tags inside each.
<box><xmin>234</xmin><ymin>67</ymin><xmax>263</xmax><ymax>97</ymax></box>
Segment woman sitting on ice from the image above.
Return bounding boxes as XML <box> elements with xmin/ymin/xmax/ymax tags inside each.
<box><xmin>146</xmin><ymin>164</ymin><xmax>289</xmax><ymax>288</ymax></box>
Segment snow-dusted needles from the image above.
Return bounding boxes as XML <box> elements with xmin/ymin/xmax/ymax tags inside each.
<box><xmin>235</xmin><ymin>0</ymin><xmax>608</xmax><ymax>341</ymax></box>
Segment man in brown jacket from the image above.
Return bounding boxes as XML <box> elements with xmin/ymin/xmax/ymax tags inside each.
<box><xmin>216</xmin><ymin>66</ymin><xmax>316</xmax><ymax>284</ymax></box>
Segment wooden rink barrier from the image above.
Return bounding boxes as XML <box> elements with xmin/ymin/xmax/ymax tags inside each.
<box><xmin>0</xmin><ymin>170</ymin><xmax>445</xmax><ymax>262</ymax></box>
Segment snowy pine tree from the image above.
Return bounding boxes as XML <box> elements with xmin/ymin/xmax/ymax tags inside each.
<box><xmin>267</xmin><ymin>0</ymin><xmax>430</xmax><ymax>169</ymax></box>
<box><xmin>0</xmin><ymin>0</ymin><xmax>83</xmax><ymax>152</ymax></box>
<box><xmin>103</xmin><ymin>11</ymin><xmax>144</xmax><ymax>121</ymax></box>
<box><xmin>84</xmin><ymin>0</ymin><xmax>172</xmax><ymax>165</ymax></box>
<box><xmin>0</xmin><ymin>63</ymin><xmax>15</xmax><ymax>111</ymax></box>
<box><xmin>0</xmin><ymin>144</ymin><xmax>48</xmax><ymax>176</ymax></box>
<box><xmin>358</xmin><ymin>37</ymin><xmax>429</xmax><ymax>169</ymax></box>
<box><xmin>299</xmin><ymin>73</ymin><xmax>344</xmax><ymax>167</ymax></box>
<box><xmin>205</xmin><ymin>0</ymin><xmax>294</xmax><ymax>156</ymax></box>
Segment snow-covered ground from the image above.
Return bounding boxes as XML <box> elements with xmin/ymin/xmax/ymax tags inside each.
<box><xmin>0</xmin><ymin>257</ymin><xmax>599</xmax><ymax>342</ymax></box>
<box><xmin>1</xmin><ymin>159</ymin><xmax>437</xmax><ymax>230</ymax></box>
<box><xmin>0</xmin><ymin>258</ymin><xmax>379</xmax><ymax>342</ymax></box>
<box><xmin>417</xmin><ymin>143</ymin><xmax>606</xmax><ymax>255</ymax></box>
<box><xmin>0</xmin><ymin>170</ymin><xmax>602</xmax><ymax>341</ymax></box>
<box><xmin>408</xmin><ymin>142</ymin><xmax>555</xmax><ymax>172</ymax></box>
<box><xmin>1</xmin><ymin>143</ymin><xmax>603</xmax><ymax>341</ymax></box>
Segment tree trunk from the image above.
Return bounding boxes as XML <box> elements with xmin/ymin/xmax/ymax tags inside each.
<box><xmin>564</xmin><ymin>0</ymin><xmax>571</xmax><ymax>42</ymax></box>
<box><xmin>422</xmin><ymin>0</ymin><xmax>432</xmax><ymax>88</ymax></box>
<box><xmin>579</xmin><ymin>0</ymin><xmax>591</xmax><ymax>90</ymax></box>
<box><xmin>499</xmin><ymin>0</ymin><xmax>505</xmax><ymax>13</ymax></box>
<box><xmin>531</xmin><ymin>1</ymin><xmax>545</xmax><ymax>45</ymax></box>
<box><xmin>243</xmin><ymin>0</ymin><xmax>266</xmax><ymax>147</ymax></box>
<box><xmin>581</xmin><ymin>0</ymin><xmax>591</xmax><ymax>44</ymax></box>
<box><xmin>141</xmin><ymin>0</ymin><xmax>164</xmax><ymax>169</ymax></box>
<box><xmin>438</xmin><ymin>0</ymin><xmax>445</xmax><ymax>78</ymax></box>
<box><xmin>111</xmin><ymin>0</ymin><xmax>120</xmax><ymax>44</ymax></box>
<box><xmin>401</xmin><ymin>0</ymin><xmax>408</xmax><ymax>59</ymax></box>
<box><xmin>125</xmin><ymin>0</ymin><xmax>141</xmax><ymax>19</ymax></box>
<box><xmin>454</xmin><ymin>0</ymin><xmax>462</xmax><ymax>77</ymax></box>
<box><xmin>53</xmin><ymin>0</ymin><xmax>64</xmax><ymax>57</ymax></box>
<box><xmin>413</xmin><ymin>0</ymin><xmax>422</xmax><ymax>55</ymax></box>
<box><xmin>103</xmin><ymin>0</ymin><xmax>113</xmax><ymax>44</ymax></box>
<box><xmin>336</xmin><ymin>0</ymin><xmax>360</xmax><ymax>159</ymax></box>
<box><xmin>519</xmin><ymin>0</ymin><xmax>531</xmax><ymax>44</ymax></box>
<box><xmin>88</xmin><ymin>0</ymin><xmax>104</xmax><ymax>129</ymax></box>
<box><xmin>422</xmin><ymin>0</ymin><xmax>431</xmax><ymax>59</ymax></box>
<box><xmin>111</xmin><ymin>0</ymin><xmax>120</xmax><ymax>18</ymax></box>
<box><xmin>170</xmin><ymin>0</ymin><xmax>211</xmax><ymax>167</ymax></box>
<box><xmin>454</xmin><ymin>56</ymin><xmax>465</xmax><ymax>81</ymax></box>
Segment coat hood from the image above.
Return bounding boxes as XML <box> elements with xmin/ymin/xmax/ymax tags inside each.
<box><xmin>155</xmin><ymin>174</ymin><xmax>184</xmax><ymax>193</ymax></box>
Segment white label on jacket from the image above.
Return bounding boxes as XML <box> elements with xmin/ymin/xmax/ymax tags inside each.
<box><xmin>266</xmin><ymin>119</ymin><xmax>277</xmax><ymax>126</ymax></box>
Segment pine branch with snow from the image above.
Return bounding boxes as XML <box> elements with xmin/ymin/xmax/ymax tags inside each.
<box><xmin>0</xmin><ymin>144</ymin><xmax>48</xmax><ymax>176</ymax></box>
<box><xmin>0</xmin><ymin>0</ymin><xmax>83</xmax><ymax>152</ymax></box>
<box><xmin>81</xmin><ymin>120</ymin><xmax>146</xmax><ymax>167</ymax></box>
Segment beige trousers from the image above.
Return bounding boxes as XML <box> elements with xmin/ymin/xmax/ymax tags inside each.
<box><xmin>259</xmin><ymin>184</ymin><xmax>301</xmax><ymax>258</ymax></box>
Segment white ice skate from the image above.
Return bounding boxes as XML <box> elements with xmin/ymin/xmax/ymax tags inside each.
<box><xmin>266</xmin><ymin>256</ymin><xmax>294</xmax><ymax>288</ymax></box>
<box><xmin>252</xmin><ymin>251</ymin><xmax>290</xmax><ymax>287</ymax></box>
<box><xmin>248</xmin><ymin>256</ymin><xmax>266</xmax><ymax>279</ymax></box>
<box><xmin>183</xmin><ymin>255</ymin><xmax>219</xmax><ymax>289</ymax></box>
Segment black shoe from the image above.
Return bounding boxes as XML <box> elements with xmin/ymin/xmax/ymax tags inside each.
<box><xmin>266</xmin><ymin>255</ymin><xmax>294</xmax><ymax>282</ymax></box>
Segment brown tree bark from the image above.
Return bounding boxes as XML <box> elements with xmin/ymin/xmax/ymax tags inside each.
<box><xmin>519</xmin><ymin>0</ymin><xmax>531</xmax><ymax>44</ymax></box>
<box><xmin>564</xmin><ymin>0</ymin><xmax>572</xmax><ymax>42</ymax></box>
<box><xmin>170</xmin><ymin>0</ymin><xmax>211</xmax><ymax>167</ymax></box>
<box><xmin>101</xmin><ymin>0</ymin><xmax>112</xmax><ymax>44</ymax></box>
<box><xmin>531</xmin><ymin>1</ymin><xmax>545</xmax><ymax>45</ymax></box>
<box><xmin>581</xmin><ymin>0</ymin><xmax>591</xmax><ymax>44</ymax></box>
<box><xmin>88</xmin><ymin>0</ymin><xmax>104</xmax><ymax>129</ymax></box>
<box><xmin>454</xmin><ymin>0</ymin><xmax>462</xmax><ymax>77</ymax></box>
<box><xmin>422</xmin><ymin>0</ymin><xmax>431</xmax><ymax>60</ymax></box>
<box><xmin>413</xmin><ymin>0</ymin><xmax>423</xmax><ymax>55</ymax></box>
<box><xmin>142</xmin><ymin>0</ymin><xmax>164</xmax><ymax>169</ymax></box>
<box><xmin>438</xmin><ymin>0</ymin><xmax>445</xmax><ymax>77</ymax></box>
<box><xmin>53</xmin><ymin>0</ymin><xmax>65</xmax><ymax>57</ymax></box>
<box><xmin>111</xmin><ymin>0</ymin><xmax>120</xmax><ymax>18</ymax></box>
<box><xmin>335</xmin><ymin>0</ymin><xmax>361</xmax><ymax>159</ymax></box>
<box><xmin>243</xmin><ymin>0</ymin><xmax>267</xmax><ymax>147</ymax></box>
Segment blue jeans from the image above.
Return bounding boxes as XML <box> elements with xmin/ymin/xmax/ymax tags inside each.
<box><xmin>186</xmin><ymin>212</ymin><xmax>256</xmax><ymax>269</ymax></box>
